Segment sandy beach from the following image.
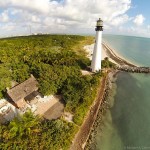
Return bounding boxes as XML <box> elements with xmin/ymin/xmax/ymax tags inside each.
<box><xmin>102</xmin><ymin>42</ymin><xmax>138</xmax><ymax>67</ymax></box>
<box><xmin>84</xmin><ymin>43</ymin><xmax>109</xmax><ymax>61</ymax></box>
<box><xmin>84</xmin><ymin>42</ymin><xmax>137</xmax><ymax>67</ymax></box>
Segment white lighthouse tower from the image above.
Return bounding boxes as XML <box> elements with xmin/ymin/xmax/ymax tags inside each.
<box><xmin>91</xmin><ymin>18</ymin><xmax>103</xmax><ymax>72</ymax></box>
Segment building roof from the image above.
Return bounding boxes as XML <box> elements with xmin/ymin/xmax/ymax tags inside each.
<box><xmin>7</xmin><ymin>75</ymin><xmax>38</xmax><ymax>102</ymax></box>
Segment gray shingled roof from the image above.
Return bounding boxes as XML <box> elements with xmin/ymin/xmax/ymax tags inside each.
<box><xmin>7</xmin><ymin>75</ymin><xmax>38</xmax><ymax>102</ymax></box>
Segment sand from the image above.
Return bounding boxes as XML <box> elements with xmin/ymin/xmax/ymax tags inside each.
<box><xmin>102</xmin><ymin>41</ymin><xmax>138</xmax><ymax>67</ymax></box>
<box><xmin>84</xmin><ymin>42</ymin><xmax>138</xmax><ymax>67</ymax></box>
<box><xmin>84</xmin><ymin>43</ymin><xmax>106</xmax><ymax>60</ymax></box>
<box><xmin>84</xmin><ymin>43</ymin><xmax>118</xmax><ymax>65</ymax></box>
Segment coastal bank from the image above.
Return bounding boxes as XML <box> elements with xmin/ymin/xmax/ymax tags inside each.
<box><xmin>85</xmin><ymin>70</ymin><xmax>118</xmax><ymax>150</ymax></box>
<box><xmin>70</xmin><ymin>71</ymin><xmax>112</xmax><ymax>150</ymax></box>
<box><xmin>70</xmin><ymin>40</ymin><xmax>143</xmax><ymax>150</ymax></box>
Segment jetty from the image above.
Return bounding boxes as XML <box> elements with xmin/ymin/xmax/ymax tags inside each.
<box><xmin>102</xmin><ymin>42</ymin><xmax>150</xmax><ymax>74</ymax></box>
<box><xmin>116</xmin><ymin>66</ymin><xmax>150</xmax><ymax>73</ymax></box>
<box><xmin>102</xmin><ymin>42</ymin><xmax>136</xmax><ymax>67</ymax></box>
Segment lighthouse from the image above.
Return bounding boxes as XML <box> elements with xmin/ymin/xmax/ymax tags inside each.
<box><xmin>91</xmin><ymin>18</ymin><xmax>103</xmax><ymax>72</ymax></box>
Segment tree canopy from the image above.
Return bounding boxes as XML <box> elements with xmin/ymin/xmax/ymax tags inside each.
<box><xmin>0</xmin><ymin>34</ymin><xmax>106</xmax><ymax>149</ymax></box>
<box><xmin>0</xmin><ymin>34</ymin><xmax>90</xmax><ymax>98</ymax></box>
<box><xmin>0</xmin><ymin>111</ymin><xmax>78</xmax><ymax>150</ymax></box>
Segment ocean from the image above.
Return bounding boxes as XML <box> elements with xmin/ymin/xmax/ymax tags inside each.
<box><xmin>92</xmin><ymin>35</ymin><xmax>150</xmax><ymax>150</ymax></box>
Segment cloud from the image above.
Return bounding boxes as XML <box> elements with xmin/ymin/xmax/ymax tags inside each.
<box><xmin>147</xmin><ymin>25</ymin><xmax>150</xmax><ymax>30</ymax></box>
<box><xmin>133</xmin><ymin>14</ymin><xmax>145</xmax><ymax>26</ymax></box>
<box><xmin>0</xmin><ymin>10</ymin><xmax>9</xmax><ymax>22</ymax></box>
<box><xmin>48</xmin><ymin>0</ymin><xmax>132</xmax><ymax>27</ymax></box>
<box><xmin>0</xmin><ymin>0</ymin><xmax>132</xmax><ymax>36</ymax></box>
<box><xmin>0</xmin><ymin>0</ymin><xmax>50</xmax><ymax>13</ymax></box>
<box><xmin>109</xmin><ymin>14</ymin><xmax>129</xmax><ymax>26</ymax></box>
<box><xmin>1</xmin><ymin>23</ymin><xmax>15</xmax><ymax>31</ymax></box>
<box><xmin>112</xmin><ymin>25</ymin><xmax>150</xmax><ymax>38</ymax></box>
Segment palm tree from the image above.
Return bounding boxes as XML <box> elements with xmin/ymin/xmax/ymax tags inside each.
<box><xmin>8</xmin><ymin>111</ymin><xmax>40</xmax><ymax>139</ymax></box>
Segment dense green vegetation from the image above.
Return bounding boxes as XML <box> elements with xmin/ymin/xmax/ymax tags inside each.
<box><xmin>0</xmin><ymin>34</ymin><xmax>92</xmax><ymax>97</ymax></box>
<box><xmin>0</xmin><ymin>34</ymin><xmax>103</xmax><ymax>149</ymax></box>
<box><xmin>102</xmin><ymin>57</ymin><xmax>116</xmax><ymax>68</ymax></box>
<box><xmin>0</xmin><ymin>34</ymin><xmax>116</xmax><ymax>149</ymax></box>
<box><xmin>0</xmin><ymin>111</ymin><xmax>78</xmax><ymax>150</ymax></box>
<box><xmin>62</xmin><ymin>73</ymin><xmax>101</xmax><ymax>125</ymax></box>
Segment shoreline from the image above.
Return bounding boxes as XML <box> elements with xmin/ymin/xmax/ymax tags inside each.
<box><xmin>70</xmin><ymin>74</ymin><xmax>109</xmax><ymax>150</ymax></box>
<box><xmin>70</xmin><ymin>43</ymin><xmax>138</xmax><ymax>150</ymax></box>
<box><xmin>102</xmin><ymin>42</ymin><xmax>138</xmax><ymax>67</ymax></box>
<box><xmin>85</xmin><ymin>70</ymin><xmax>118</xmax><ymax>149</ymax></box>
<box><xmin>69</xmin><ymin>70</ymin><xmax>119</xmax><ymax>150</ymax></box>
<box><xmin>84</xmin><ymin>42</ymin><xmax>138</xmax><ymax>67</ymax></box>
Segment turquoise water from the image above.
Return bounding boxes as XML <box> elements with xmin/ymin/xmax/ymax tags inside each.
<box><xmin>103</xmin><ymin>35</ymin><xmax>150</xmax><ymax>66</ymax></box>
<box><xmin>93</xmin><ymin>35</ymin><xmax>150</xmax><ymax>150</ymax></box>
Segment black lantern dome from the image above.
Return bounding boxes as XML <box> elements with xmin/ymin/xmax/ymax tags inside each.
<box><xmin>95</xmin><ymin>18</ymin><xmax>103</xmax><ymax>31</ymax></box>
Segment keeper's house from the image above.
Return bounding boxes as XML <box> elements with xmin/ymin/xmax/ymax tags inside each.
<box><xmin>7</xmin><ymin>75</ymin><xmax>38</xmax><ymax>108</ymax></box>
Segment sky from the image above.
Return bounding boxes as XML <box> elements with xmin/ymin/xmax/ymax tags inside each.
<box><xmin>0</xmin><ymin>0</ymin><xmax>150</xmax><ymax>37</ymax></box>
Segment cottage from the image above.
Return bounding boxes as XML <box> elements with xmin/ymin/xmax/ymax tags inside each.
<box><xmin>7</xmin><ymin>75</ymin><xmax>38</xmax><ymax>108</ymax></box>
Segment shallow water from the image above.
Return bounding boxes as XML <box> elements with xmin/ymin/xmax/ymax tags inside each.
<box><xmin>92</xmin><ymin>35</ymin><xmax>150</xmax><ymax>150</ymax></box>
<box><xmin>103</xmin><ymin>34</ymin><xmax>150</xmax><ymax>66</ymax></box>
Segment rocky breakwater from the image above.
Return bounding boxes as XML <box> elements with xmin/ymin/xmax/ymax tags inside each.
<box><xmin>116</xmin><ymin>66</ymin><xmax>150</xmax><ymax>73</ymax></box>
<box><xmin>85</xmin><ymin>70</ymin><xmax>117</xmax><ymax>150</ymax></box>
<box><xmin>102</xmin><ymin>42</ymin><xmax>136</xmax><ymax>67</ymax></box>
<box><xmin>70</xmin><ymin>70</ymin><xmax>118</xmax><ymax>150</ymax></box>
